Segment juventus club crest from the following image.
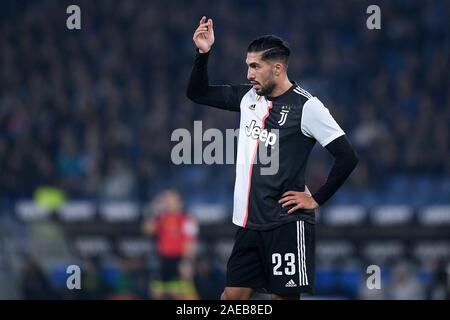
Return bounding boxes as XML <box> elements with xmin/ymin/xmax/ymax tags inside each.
<box><xmin>278</xmin><ymin>106</ymin><xmax>290</xmax><ymax>126</ymax></box>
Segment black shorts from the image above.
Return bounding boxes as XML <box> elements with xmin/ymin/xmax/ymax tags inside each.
<box><xmin>226</xmin><ymin>220</ymin><xmax>315</xmax><ymax>297</ymax></box>
<box><xmin>160</xmin><ymin>256</ymin><xmax>181</xmax><ymax>282</ymax></box>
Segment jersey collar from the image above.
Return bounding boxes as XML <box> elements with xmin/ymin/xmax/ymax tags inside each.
<box><xmin>265</xmin><ymin>81</ymin><xmax>298</xmax><ymax>102</ymax></box>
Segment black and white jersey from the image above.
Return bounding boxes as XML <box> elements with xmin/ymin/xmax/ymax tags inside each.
<box><xmin>187</xmin><ymin>52</ymin><xmax>346</xmax><ymax>231</ymax></box>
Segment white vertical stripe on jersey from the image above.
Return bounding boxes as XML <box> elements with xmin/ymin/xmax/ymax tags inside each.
<box><xmin>232</xmin><ymin>89</ymin><xmax>272</xmax><ymax>227</ymax></box>
<box><xmin>243</xmin><ymin>133</ymin><xmax>261</xmax><ymax>227</ymax></box>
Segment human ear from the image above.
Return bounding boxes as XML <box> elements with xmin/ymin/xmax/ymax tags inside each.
<box><xmin>274</xmin><ymin>63</ymin><xmax>283</xmax><ymax>76</ymax></box>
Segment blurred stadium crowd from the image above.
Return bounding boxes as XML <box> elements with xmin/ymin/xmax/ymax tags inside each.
<box><xmin>0</xmin><ymin>0</ymin><xmax>449</xmax><ymax>299</ymax></box>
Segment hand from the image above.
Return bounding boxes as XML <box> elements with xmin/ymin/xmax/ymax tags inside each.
<box><xmin>193</xmin><ymin>16</ymin><xmax>215</xmax><ymax>53</ymax></box>
<box><xmin>279</xmin><ymin>189</ymin><xmax>319</xmax><ymax>214</ymax></box>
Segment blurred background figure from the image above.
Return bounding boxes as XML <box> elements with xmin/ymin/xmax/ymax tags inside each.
<box><xmin>425</xmin><ymin>259</ymin><xmax>450</xmax><ymax>300</ymax></box>
<box><xmin>388</xmin><ymin>262</ymin><xmax>425</xmax><ymax>300</ymax></box>
<box><xmin>143</xmin><ymin>189</ymin><xmax>198</xmax><ymax>299</ymax></box>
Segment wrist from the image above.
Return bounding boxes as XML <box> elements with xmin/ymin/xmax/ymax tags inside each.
<box><xmin>198</xmin><ymin>48</ymin><xmax>211</xmax><ymax>54</ymax></box>
<box><xmin>310</xmin><ymin>196</ymin><xmax>320</xmax><ymax>209</ymax></box>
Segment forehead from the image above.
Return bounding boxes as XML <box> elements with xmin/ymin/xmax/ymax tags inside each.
<box><xmin>246</xmin><ymin>51</ymin><xmax>265</xmax><ymax>65</ymax></box>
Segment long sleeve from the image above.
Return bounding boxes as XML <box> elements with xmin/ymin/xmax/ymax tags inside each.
<box><xmin>312</xmin><ymin>135</ymin><xmax>359</xmax><ymax>205</ymax></box>
<box><xmin>186</xmin><ymin>50</ymin><xmax>250</xmax><ymax>112</ymax></box>
<box><xmin>299</xmin><ymin>97</ymin><xmax>358</xmax><ymax>205</ymax></box>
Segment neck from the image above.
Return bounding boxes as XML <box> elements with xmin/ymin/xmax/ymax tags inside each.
<box><xmin>268</xmin><ymin>76</ymin><xmax>292</xmax><ymax>98</ymax></box>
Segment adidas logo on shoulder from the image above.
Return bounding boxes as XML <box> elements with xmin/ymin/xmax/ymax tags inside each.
<box><xmin>285</xmin><ymin>279</ymin><xmax>297</xmax><ymax>287</ymax></box>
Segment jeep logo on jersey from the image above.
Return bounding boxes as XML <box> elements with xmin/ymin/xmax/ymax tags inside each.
<box><xmin>245</xmin><ymin>120</ymin><xmax>277</xmax><ymax>147</ymax></box>
<box><xmin>278</xmin><ymin>110</ymin><xmax>289</xmax><ymax>126</ymax></box>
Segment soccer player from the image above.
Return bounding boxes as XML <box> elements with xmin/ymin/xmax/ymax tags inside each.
<box><xmin>143</xmin><ymin>190</ymin><xmax>198</xmax><ymax>299</ymax></box>
<box><xmin>186</xmin><ymin>17</ymin><xmax>358</xmax><ymax>300</ymax></box>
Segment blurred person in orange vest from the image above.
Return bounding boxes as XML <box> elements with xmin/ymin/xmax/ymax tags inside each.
<box><xmin>143</xmin><ymin>189</ymin><xmax>198</xmax><ymax>299</ymax></box>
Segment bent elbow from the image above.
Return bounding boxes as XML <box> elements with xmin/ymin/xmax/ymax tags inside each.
<box><xmin>186</xmin><ymin>87</ymin><xmax>196</xmax><ymax>101</ymax></box>
<box><xmin>351</xmin><ymin>151</ymin><xmax>359</xmax><ymax>170</ymax></box>
<box><xmin>186</xmin><ymin>86</ymin><xmax>201</xmax><ymax>104</ymax></box>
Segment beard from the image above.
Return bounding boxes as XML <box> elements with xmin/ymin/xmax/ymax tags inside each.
<box><xmin>255</xmin><ymin>78</ymin><xmax>276</xmax><ymax>97</ymax></box>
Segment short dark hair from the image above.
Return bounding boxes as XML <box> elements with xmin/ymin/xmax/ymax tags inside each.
<box><xmin>247</xmin><ymin>35</ymin><xmax>291</xmax><ymax>66</ymax></box>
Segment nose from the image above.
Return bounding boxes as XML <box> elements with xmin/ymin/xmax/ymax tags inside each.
<box><xmin>247</xmin><ymin>68</ymin><xmax>254</xmax><ymax>81</ymax></box>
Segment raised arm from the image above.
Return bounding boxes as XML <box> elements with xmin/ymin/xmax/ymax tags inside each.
<box><xmin>186</xmin><ymin>17</ymin><xmax>249</xmax><ymax>112</ymax></box>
